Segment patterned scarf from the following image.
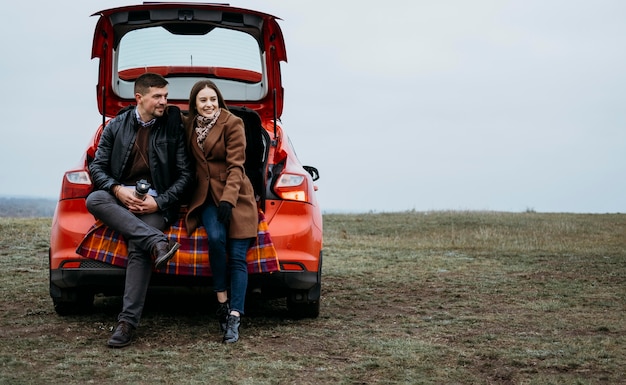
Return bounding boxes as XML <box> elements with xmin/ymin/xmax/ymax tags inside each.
<box><xmin>195</xmin><ymin>109</ymin><xmax>221</xmax><ymax>148</ymax></box>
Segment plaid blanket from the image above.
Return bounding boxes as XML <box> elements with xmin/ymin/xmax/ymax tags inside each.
<box><xmin>76</xmin><ymin>210</ymin><xmax>279</xmax><ymax>276</ymax></box>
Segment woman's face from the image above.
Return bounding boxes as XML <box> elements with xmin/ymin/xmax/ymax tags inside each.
<box><xmin>195</xmin><ymin>86</ymin><xmax>219</xmax><ymax>119</ymax></box>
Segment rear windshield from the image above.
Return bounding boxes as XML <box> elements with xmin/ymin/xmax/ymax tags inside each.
<box><xmin>114</xmin><ymin>26</ymin><xmax>265</xmax><ymax>102</ymax></box>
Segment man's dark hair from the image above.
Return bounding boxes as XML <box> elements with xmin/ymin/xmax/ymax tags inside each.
<box><xmin>134</xmin><ymin>73</ymin><xmax>169</xmax><ymax>95</ymax></box>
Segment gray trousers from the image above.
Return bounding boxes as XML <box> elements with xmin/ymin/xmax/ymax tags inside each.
<box><xmin>86</xmin><ymin>190</ymin><xmax>168</xmax><ymax>327</ymax></box>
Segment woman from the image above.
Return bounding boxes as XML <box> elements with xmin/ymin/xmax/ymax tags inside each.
<box><xmin>184</xmin><ymin>80</ymin><xmax>258</xmax><ymax>343</ymax></box>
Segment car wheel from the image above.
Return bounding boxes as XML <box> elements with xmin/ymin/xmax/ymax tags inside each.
<box><xmin>287</xmin><ymin>252</ymin><xmax>322</xmax><ymax>319</ymax></box>
<box><xmin>286</xmin><ymin>279</ymin><xmax>321</xmax><ymax>319</ymax></box>
<box><xmin>52</xmin><ymin>290</ymin><xmax>94</xmax><ymax>316</ymax></box>
<box><xmin>287</xmin><ymin>297</ymin><xmax>320</xmax><ymax>319</ymax></box>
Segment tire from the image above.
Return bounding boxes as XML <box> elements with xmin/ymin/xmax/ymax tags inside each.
<box><xmin>287</xmin><ymin>251</ymin><xmax>322</xmax><ymax>319</ymax></box>
<box><xmin>287</xmin><ymin>297</ymin><xmax>320</xmax><ymax>319</ymax></box>
<box><xmin>52</xmin><ymin>290</ymin><xmax>94</xmax><ymax>316</ymax></box>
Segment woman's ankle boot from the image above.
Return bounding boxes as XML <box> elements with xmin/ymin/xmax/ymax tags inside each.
<box><xmin>216</xmin><ymin>302</ymin><xmax>230</xmax><ymax>333</ymax></box>
<box><xmin>223</xmin><ymin>314</ymin><xmax>240</xmax><ymax>343</ymax></box>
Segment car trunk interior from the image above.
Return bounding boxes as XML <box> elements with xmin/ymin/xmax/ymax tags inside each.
<box><xmin>228</xmin><ymin>106</ymin><xmax>270</xmax><ymax>211</ymax></box>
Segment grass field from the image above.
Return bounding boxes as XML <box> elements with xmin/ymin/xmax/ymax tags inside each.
<box><xmin>0</xmin><ymin>211</ymin><xmax>624</xmax><ymax>384</ymax></box>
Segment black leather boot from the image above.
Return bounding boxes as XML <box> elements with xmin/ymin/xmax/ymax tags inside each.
<box><xmin>223</xmin><ymin>314</ymin><xmax>240</xmax><ymax>343</ymax></box>
<box><xmin>216</xmin><ymin>302</ymin><xmax>230</xmax><ymax>333</ymax></box>
<box><xmin>108</xmin><ymin>321</ymin><xmax>135</xmax><ymax>348</ymax></box>
<box><xmin>153</xmin><ymin>240</ymin><xmax>180</xmax><ymax>269</ymax></box>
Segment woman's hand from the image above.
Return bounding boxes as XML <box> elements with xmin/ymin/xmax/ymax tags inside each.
<box><xmin>217</xmin><ymin>201</ymin><xmax>233</xmax><ymax>226</ymax></box>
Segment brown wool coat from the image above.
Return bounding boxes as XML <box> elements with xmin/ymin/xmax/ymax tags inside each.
<box><xmin>184</xmin><ymin>109</ymin><xmax>258</xmax><ymax>239</ymax></box>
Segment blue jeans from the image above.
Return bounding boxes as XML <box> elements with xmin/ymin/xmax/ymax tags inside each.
<box><xmin>201</xmin><ymin>203</ymin><xmax>253</xmax><ymax>315</ymax></box>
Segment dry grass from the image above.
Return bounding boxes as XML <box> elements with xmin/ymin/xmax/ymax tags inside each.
<box><xmin>0</xmin><ymin>212</ymin><xmax>625</xmax><ymax>384</ymax></box>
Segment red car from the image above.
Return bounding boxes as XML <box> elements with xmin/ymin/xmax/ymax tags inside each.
<box><xmin>49</xmin><ymin>3</ymin><xmax>322</xmax><ymax>318</ymax></box>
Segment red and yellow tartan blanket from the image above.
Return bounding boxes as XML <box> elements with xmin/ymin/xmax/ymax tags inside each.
<box><xmin>76</xmin><ymin>210</ymin><xmax>279</xmax><ymax>276</ymax></box>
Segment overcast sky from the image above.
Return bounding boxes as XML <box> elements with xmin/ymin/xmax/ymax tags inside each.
<box><xmin>1</xmin><ymin>1</ymin><xmax>624</xmax><ymax>213</ymax></box>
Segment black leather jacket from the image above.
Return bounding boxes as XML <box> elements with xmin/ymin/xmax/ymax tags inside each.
<box><xmin>89</xmin><ymin>105</ymin><xmax>192</xmax><ymax>223</ymax></box>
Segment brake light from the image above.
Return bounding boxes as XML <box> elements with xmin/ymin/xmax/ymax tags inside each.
<box><xmin>60</xmin><ymin>171</ymin><xmax>92</xmax><ymax>200</ymax></box>
<box><xmin>274</xmin><ymin>173</ymin><xmax>309</xmax><ymax>203</ymax></box>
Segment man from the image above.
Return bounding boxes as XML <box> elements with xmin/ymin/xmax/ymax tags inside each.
<box><xmin>86</xmin><ymin>73</ymin><xmax>192</xmax><ymax>348</ymax></box>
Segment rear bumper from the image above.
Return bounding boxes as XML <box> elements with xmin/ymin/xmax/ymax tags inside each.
<box><xmin>49</xmin><ymin>263</ymin><xmax>320</xmax><ymax>299</ymax></box>
<box><xmin>265</xmin><ymin>270</ymin><xmax>319</xmax><ymax>290</ymax></box>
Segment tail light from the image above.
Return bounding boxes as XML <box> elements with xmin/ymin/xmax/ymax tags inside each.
<box><xmin>60</xmin><ymin>170</ymin><xmax>92</xmax><ymax>200</ymax></box>
<box><xmin>274</xmin><ymin>173</ymin><xmax>311</xmax><ymax>203</ymax></box>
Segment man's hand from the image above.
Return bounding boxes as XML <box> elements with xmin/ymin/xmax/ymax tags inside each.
<box><xmin>115</xmin><ymin>186</ymin><xmax>158</xmax><ymax>215</ymax></box>
<box><xmin>130</xmin><ymin>194</ymin><xmax>158</xmax><ymax>215</ymax></box>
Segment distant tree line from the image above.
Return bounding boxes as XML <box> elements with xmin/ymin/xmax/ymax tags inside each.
<box><xmin>0</xmin><ymin>197</ymin><xmax>57</xmax><ymax>217</ymax></box>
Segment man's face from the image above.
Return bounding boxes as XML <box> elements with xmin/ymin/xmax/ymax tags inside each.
<box><xmin>136</xmin><ymin>86</ymin><xmax>168</xmax><ymax>121</ymax></box>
